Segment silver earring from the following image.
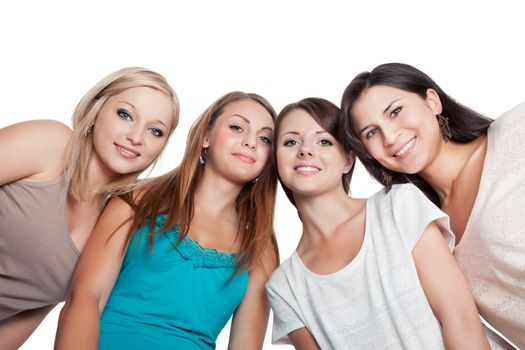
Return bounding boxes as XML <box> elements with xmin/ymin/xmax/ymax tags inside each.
<box><xmin>251</xmin><ymin>176</ymin><xmax>259</xmax><ymax>184</ymax></box>
<box><xmin>199</xmin><ymin>148</ymin><xmax>207</xmax><ymax>166</ymax></box>
<box><xmin>84</xmin><ymin>125</ymin><xmax>93</xmax><ymax>137</ymax></box>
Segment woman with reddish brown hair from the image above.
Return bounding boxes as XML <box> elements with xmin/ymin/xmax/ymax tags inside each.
<box><xmin>55</xmin><ymin>91</ymin><xmax>279</xmax><ymax>349</ymax></box>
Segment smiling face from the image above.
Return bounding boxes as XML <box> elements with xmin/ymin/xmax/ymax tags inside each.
<box><xmin>276</xmin><ymin>109</ymin><xmax>352</xmax><ymax>198</ymax></box>
<box><xmin>203</xmin><ymin>99</ymin><xmax>274</xmax><ymax>184</ymax></box>
<box><xmin>350</xmin><ymin>85</ymin><xmax>443</xmax><ymax>175</ymax></box>
<box><xmin>91</xmin><ymin>86</ymin><xmax>174</xmax><ymax>176</ymax></box>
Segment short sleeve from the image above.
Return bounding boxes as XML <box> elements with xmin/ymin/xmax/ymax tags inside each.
<box><xmin>265</xmin><ymin>268</ymin><xmax>306</xmax><ymax>345</ymax></box>
<box><xmin>388</xmin><ymin>184</ymin><xmax>455</xmax><ymax>251</ymax></box>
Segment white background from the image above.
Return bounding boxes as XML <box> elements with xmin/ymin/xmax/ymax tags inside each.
<box><xmin>1</xmin><ymin>1</ymin><xmax>523</xmax><ymax>349</ymax></box>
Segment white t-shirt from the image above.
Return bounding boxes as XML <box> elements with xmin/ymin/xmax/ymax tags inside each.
<box><xmin>266</xmin><ymin>184</ymin><xmax>455</xmax><ymax>349</ymax></box>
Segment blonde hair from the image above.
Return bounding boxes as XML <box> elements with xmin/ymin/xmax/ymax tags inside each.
<box><xmin>122</xmin><ymin>91</ymin><xmax>279</xmax><ymax>274</ymax></box>
<box><xmin>64</xmin><ymin>67</ymin><xmax>180</xmax><ymax>200</ymax></box>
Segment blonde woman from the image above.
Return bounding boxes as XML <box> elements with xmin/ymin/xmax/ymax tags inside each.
<box><xmin>55</xmin><ymin>92</ymin><xmax>279</xmax><ymax>349</ymax></box>
<box><xmin>0</xmin><ymin>67</ymin><xmax>179</xmax><ymax>348</ymax></box>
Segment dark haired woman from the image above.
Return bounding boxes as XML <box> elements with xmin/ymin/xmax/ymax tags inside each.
<box><xmin>340</xmin><ymin>62</ymin><xmax>524</xmax><ymax>348</ymax></box>
<box><xmin>266</xmin><ymin>97</ymin><xmax>489</xmax><ymax>349</ymax></box>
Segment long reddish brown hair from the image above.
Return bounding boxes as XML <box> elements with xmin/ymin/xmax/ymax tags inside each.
<box><xmin>122</xmin><ymin>91</ymin><xmax>279</xmax><ymax>274</ymax></box>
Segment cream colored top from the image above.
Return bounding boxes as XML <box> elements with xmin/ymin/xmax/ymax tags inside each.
<box><xmin>266</xmin><ymin>184</ymin><xmax>454</xmax><ymax>349</ymax></box>
<box><xmin>455</xmin><ymin>102</ymin><xmax>525</xmax><ymax>349</ymax></box>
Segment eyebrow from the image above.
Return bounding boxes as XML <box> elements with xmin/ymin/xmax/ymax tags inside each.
<box><xmin>118</xmin><ymin>101</ymin><xmax>136</xmax><ymax>109</ymax></box>
<box><xmin>358</xmin><ymin>98</ymin><xmax>401</xmax><ymax>136</ymax></box>
<box><xmin>230</xmin><ymin>114</ymin><xmax>273</xmax><ymax>132</ymax></box>
<box><xmin>118</xmin><ymin>101</ymin><xmax>169</xmax><ymax>129</ymax></box>
<box><xmin>281</xmin><ymin>130</ymin><xmax>329</xmax><ymax>137</ymax></box>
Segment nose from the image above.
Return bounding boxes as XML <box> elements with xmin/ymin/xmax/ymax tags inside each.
<box><xmin>298</xmin><ymin>143</ymin><xmax>313</xmax><ymax>158</ymax></box>
<box><xmin>382</xmin><ymin>122</ymin><xmax>401</xmax><ymax>146</ymax></box>
<box><xmin>126</xmin><ymin>126</ymin><xmax>144</xmax><ymax>145</ymax></box>
<box><xmin>242</xmin><ymin>133</ymin><xmax>257</xmax><ymax>150</ymax></box>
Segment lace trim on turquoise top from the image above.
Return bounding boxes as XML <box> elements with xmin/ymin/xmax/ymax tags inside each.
<box><xmin>152</xmin><ymin>215</ymin><xmax>238</xmax><ymax>269</ymax></box>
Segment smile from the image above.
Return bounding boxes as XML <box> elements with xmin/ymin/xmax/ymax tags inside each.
<box><xmin>115</xmin><ymin>144</ymin><xmax>140</xmax><ymax>158</ymax></box>
<box><xmin>393</xmin><ymin>137</ymin><xmax>416</xmax><ymax>159</ymax></box>
<box><xmin>294</xmin><ymin>164</ymin><xmax>320</xmax><ymax>174</ymax></box>
<box><xmin>232</xmin><ymin>153</ymin><xmax>255</xmax><ymax>163</ymax></box>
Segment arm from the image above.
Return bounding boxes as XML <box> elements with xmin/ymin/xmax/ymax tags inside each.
<box><xmin>54</xmin><ymin>196</ymin><xmax>133</xmax><ymax>350</ymax></box>
<box><xmin>0</xmin><ymin>304</ymin><xmax>56</xmax><ymax>350</ymax></box>
<box><xmin>0</xmin><ymin>120</ymin><xmax>71</xmax><ymax>185</ymax></box>
<box><xmin>227</xmin><ymin>245</ymin><xmax>278</xmax><ymax>350</ymax></box>
<box><xmin>288</xmin><ymin>327</ymin><xmax>321</xmax><ymax>350</ymax></box>
<box><xmin>412</xmin><ymin>221</ymin><xmax>490</xmax><ymax>350</ymax></box>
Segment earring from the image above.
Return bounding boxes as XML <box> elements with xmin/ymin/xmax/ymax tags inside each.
<box><xmin>84</xmin><ymin>125</ymin><xmax>93</xmax><ymax>137</ymax></box>
<box><xmin>437</xmin><ymin>114</ymin><xmax>452</xmax><ymax>143</ymax></box>
<box><xmin>250</xmin><ymin>176</ymin><xmax>259</xmax><ymax>185</ymax></box>
<box><xmin>199</xmin><ymin>148</ymin><xmax>207</xmax><ymax>166</ymax></box>
<box><xmin>380</xmin><ymin>168</ymin><xmax>392</xmax><ymax>189</ymax></box>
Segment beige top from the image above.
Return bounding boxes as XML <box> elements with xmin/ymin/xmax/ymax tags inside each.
<box><xmin>455</xmin><ymin>102</ymin><xmax>525</xmax><ymax>349</ymax></box>
<box><xmin>0</xmin><ymin>176</ymin><xmax>79</xmax><ymax>320</ymax></box>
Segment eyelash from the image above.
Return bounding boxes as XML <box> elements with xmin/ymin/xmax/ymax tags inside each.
<box><xmin>259</xmin><ymin>136</ymin><xmax>271</xmax><ymax>144</ymax></box>
<box><xmin>390</xmin><ymin>106</ymin><xmax>402</xmax><ymax>118</ymax></box>
<box><xmin>365</xmin><ymin>129</ymin><xmax>379</xmax><ymax>139</ymax></box>
<box><xmin>319</xmin><ymin>139</ymin><xmax>333</xmax><ymax>146</ymax></box>
<box><xmin>117</xmin><ymin>108</ymin><xmax>133</xmax><ymax>121</ymax></box>
<box><xmin>149</xmin><ymin>128</ymin><xmax>164</xmax><ymax>137</ymax></box>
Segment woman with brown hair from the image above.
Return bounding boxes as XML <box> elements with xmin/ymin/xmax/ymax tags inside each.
<box><xmin>0</xmin><ymin>67</ymin><xmax>179</xmax><ymax>348</ymax></box>
<box><xmin>55</xmin><ymin>91</ymin><xmax>279</xmax><ymax>349</ymax></box>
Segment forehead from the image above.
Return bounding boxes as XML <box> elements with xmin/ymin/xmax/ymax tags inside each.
<box><xmin>278</xmin><ymin>109</ymin><xmax>324</xmax><ymax>135</ymax></box>
<box><xmin>361</xmin><ymin>85</ymin><xmax>411</xmax><ymax>105</ymax></box>
<box><xmin>107</xmin><ymin>86</ymin><xmax>169</xmax><ymax>105</ymax></box>
<box><xmin>218</xmin><ymin>99</ymin><xmax>274</xmax><ymax>127</ymax></box>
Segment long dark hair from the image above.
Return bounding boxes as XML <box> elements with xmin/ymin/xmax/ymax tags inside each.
<box><xmin>340</xmin><ymin>63</ymin><xmax>492</xmax><ymax>206</ymax></box>
<box><xmin>275</xmin><ymin>97</ymin><xmax>355</xmax><ymax>207</ymax></box>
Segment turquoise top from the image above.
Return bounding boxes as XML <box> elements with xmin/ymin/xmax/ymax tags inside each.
<box><xmin>99</xmin><ymin>215</ymin><xmax>249</xmax><ymax>350</ymax></box>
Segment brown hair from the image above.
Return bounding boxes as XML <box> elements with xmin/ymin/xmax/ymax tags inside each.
<box><xmin>274</xmin><ymin>97</ymin><xmax>355</xmax><ymax>206</ymax></box>
<box><xmin>122</xmin><ymin>91</ymin><xmax>279</xmax><ymax>274</ymax></box>
<box><xmin>65</xmin><ymin>67</ymin><xmax>180</xmax><ymax>200</ymax></box>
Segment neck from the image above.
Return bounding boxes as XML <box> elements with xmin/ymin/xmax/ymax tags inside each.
<box><xmin>294</xmin><ymin>186</ymin><xmax>359</xmax><ymax>245</ymax></box>
<box><xmin>193</xmin><ymin>167</ymin><xmax>243</xmax><ymax>217</ymax></box>
<box><xmin>84</xmin><ymin>152</ymin><xmax>118</xmax><ymax>201</ymax></box>
<box><xmin>419</xmin><ymin>139</ymin><xmax>481</xmax><ymax>203</ymax></box>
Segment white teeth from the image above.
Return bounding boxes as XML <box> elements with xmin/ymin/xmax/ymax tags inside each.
<box><xmin>296</xmin><ymin>166</ymin><xmax>319</xmax><ymax>172</ymax></box>
<box><xmin>395</xmin><ymin>138</ymin><xmax>416</xmax><ymax>157</ymax></box>
<box><xmin>117</xmin><ymin>145</ymin><xmax>139</xmax><ymax>157</ymax></box>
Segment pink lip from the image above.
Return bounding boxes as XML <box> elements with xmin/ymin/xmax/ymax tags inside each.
<box><xmin>392</xmin><ymin>136</ymin><xmax>416</xmax><ymax>160</ymax></box>
<box><xmin>232</xmin><ymin>153</ymin><xmax>255</xmax><ymax>163</ymax></box>
<box><xmin>114</xmin><ymin>143</ymin><xmax>141</xmax><ymax>158</ymax></box>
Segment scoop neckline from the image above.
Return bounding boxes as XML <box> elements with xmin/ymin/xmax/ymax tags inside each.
<box><xmin>292</xmin><ymin>198</ymin><xmax>370</xmax><ymax>282</ymax></box>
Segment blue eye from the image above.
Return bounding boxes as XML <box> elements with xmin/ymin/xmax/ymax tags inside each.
<box><xmin>391</xmin><ymin>106</ymin><xmax>402</xmax><ymax>118</ymax></box>
<box><xmin>117</xmin><ymin>108</ymin><xmax>133</xmax><ymax>121</ymax></box>
<box><xmin>229</xmin><ymin>124</ymin><xmax>243</xmax><ymax>132</ymax></box>
<box><xmin>365</xmin><ymin>128</ymin><xmax>379</xmax><ymax>139</ymax></box>
<box><xmin>149</xmin><ymin>127</ymin><xmax>164</xmax><ymax>137</ymax></box>
<box><xmin>319</xmin><ymin>139</ymin><xmax>333</xmax><ymax>146</ymax></box>
<box><xmin>283</xmin><ymin>139</ymin><xmax>298</xmax><ymax>147</ymax></box>
<box><xmin>259</xmin><ymin>136</ymin><xmax>271</xmax><ymax>144</ymax></box>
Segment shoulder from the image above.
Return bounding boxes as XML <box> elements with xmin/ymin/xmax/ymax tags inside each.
<box><xmin>265</xmin><ymin>256</ymin><xmax>294</xmax><ymax>293</ymax></box>
<box><xmin>371</xmin><ymin>183</ymin><xmax>430</xmax><ymax>210</ymax></box>
<box><xmin>1</xmin><ymin>119</ymin><xmax>72</xmax><ymax>151</ymax></box>
<box><xmin>490</xmin><ymin>102</ymin><xmax>525</xmax><ymax>133</ymax></box>
<box><xmin>4</xmin><ymin>119</ymin><xmax>72</xmax><ymax>138</ymax></box>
